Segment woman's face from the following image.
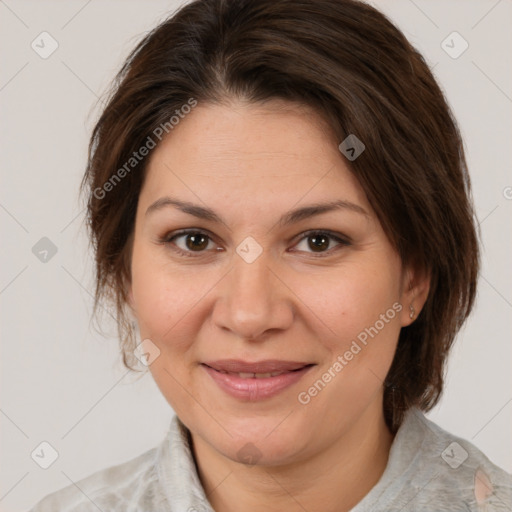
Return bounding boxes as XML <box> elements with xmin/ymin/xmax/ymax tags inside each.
<box><xmin>128</xmin><ymin>99</ymin><xmax>422</xmax><ymax>466</ymax></box>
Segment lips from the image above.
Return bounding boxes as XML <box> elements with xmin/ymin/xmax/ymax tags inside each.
<box><xmin>203</xmin><ymin>359</ymin><xmax>312</xmax><ymax>375</ymax></box>
<box><xmin>201</xmin><ymin>359</ymin><xmax>315</xmax><ymax>400</ymax></box>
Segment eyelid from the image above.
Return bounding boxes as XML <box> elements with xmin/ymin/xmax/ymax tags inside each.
<box><xmin>291</xmin><ymin>229</ymin><xmax>351</xmax><ymax>246</ymax></box>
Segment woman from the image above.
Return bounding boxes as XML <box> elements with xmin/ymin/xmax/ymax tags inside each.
<box><xmin>29</xmin><ymin>0</ymin><xmax>512</xmax><ymax>510</ymax></box>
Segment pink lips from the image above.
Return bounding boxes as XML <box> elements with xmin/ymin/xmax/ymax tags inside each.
<box><xmin>202</xmin><ymin>359</ymin><xmax>314</xmax><ymax>401</ymax></box>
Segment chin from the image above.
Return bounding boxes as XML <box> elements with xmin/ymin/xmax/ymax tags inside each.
<box><xmin>197</xmin><ymin>412</ymin><xmax>313</xmax><ymax>467</ymax></box>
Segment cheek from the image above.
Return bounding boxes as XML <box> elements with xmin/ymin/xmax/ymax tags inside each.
<box><xmin>130</xmin><ymin>247</ymin><xmax>195</xmax><ymax>342</ymax></box>
<box><xmin>296</xmin><ymin>271</ymin><xmax>402</xmax><ymax>420</ymax></box>
<box><xmin>130</xmin><ymin>251</ymin><xmax>211</xmax><ymax>416</ymax></box>
<box><xmin>319</xmin><ymin>264</ymin><xmax>402</xmax><ymax>394</ymax></box>
<box><xmin>131</xmin><ymin>250</ymin><xmax>227</xmax><ymax>360</ymax></box>
<box><xmin>294</xmin><ymin>260</ymin><xmax>401</xmax><ymax>350</ymax></box>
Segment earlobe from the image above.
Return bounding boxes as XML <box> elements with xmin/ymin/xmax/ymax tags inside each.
<box><xmin>400</xmin><ymin>266</ymin><xmax>431</xmax><ymax>326</ymax></box>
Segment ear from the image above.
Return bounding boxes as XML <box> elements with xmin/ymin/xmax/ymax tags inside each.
<box><xmin>399</xmin><ymin>264</ymin><xmax>430</xmax><ymax>327</ymax></box>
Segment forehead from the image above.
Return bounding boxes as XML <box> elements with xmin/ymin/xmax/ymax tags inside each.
<box><xmin>139</xmin><ymin>100</ymin><xmax>370</xmax><ymax>214</ymax></box>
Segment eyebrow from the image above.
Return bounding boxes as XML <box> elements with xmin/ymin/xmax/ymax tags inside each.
<box><xmin>145</xmin><ymin>196</ymin><xmax>369</xmax><ymax>227</ymax></box>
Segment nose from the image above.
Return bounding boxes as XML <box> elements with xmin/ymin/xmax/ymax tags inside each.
<box><xmin>211</xmin><ymin>247</ymin><xmax>294</xmax><ymax>341</ymax></box>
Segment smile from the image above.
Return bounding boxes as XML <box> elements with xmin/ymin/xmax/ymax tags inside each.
<box><xmin>201</xmin><ymin>360</ymin><xmax>315</xmax><ymax>401</ymax></box>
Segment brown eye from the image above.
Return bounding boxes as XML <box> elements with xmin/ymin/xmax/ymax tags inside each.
<box><xmin>161</xmin><ymin>230</ymin><xmax>217</xmax><ymax>256</ymax></box>
<box><xmin>293</xmin><ymin>230</ymin><xmax>350</xmax><ymax>256</ymax></box>
<box><xmin>183</xmin><ymin>232</ymin><xmax>210</xmax><ymax>251</ymax></box>
<box><xmin>308</xmin><ymin>233</ymin><xmax>330</xmax><ymax>252</ymax></box>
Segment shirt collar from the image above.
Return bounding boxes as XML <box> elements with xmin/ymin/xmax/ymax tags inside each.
<box><xmin>157</xmin><ymin>407</ymin><xmax>427</xmax><ymax>511</ymax></box>
<box><xmin>158</xmin><ymin>414</ymin><xmax>215</xmax><ymax>511</ymax></box>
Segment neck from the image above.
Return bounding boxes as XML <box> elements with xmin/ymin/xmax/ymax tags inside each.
<box><xmin>190</xmin><ymin>401</ymin><xmax>395</xmax><ymax>512</ymax></box>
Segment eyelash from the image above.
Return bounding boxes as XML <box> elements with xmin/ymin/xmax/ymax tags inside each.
<box><xmin>158</xmin><ymin>229</ymin><xmax>351</xmax><ymax>258</ymax></box>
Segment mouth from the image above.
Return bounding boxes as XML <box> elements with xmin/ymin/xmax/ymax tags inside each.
<box><xmin>201</xmin><ymin>360</ymin><xmax>315</xmax><ymax>400</ymax></box>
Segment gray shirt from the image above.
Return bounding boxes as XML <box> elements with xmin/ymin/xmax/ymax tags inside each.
<box><xmin>28</xmin><ymin>406</ymin><xmax>512</xmax><ymax>511</ymax></box>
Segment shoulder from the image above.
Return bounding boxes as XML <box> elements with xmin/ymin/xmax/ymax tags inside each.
<box><xmin>27</xmin><ymin>444</ymin><xmax>167</xmax><ymax>512</ymax></box>
<box><xmin>387</xmin><ymin>408</ymin><xmax>512</xmax><ymax>511</ymax></box>
<box><xmin>28</xmin><ymin>415</ymin><xmax>213</xmax><ymax>512</ymax></box>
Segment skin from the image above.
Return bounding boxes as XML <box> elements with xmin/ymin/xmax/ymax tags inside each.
<box><xmin>127</xmin><ymin>98</ymin><xmax>430</xmax><ymax>512</ymax></box>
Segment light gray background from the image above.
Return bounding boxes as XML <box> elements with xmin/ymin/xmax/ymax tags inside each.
<box><xmin>1</xmin><ymin>1</ymin><xmax>511</xmax><ymax>510</ymax></box>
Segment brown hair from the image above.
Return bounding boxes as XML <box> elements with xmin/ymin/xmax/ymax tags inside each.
<box><xmin>80</xmin><ymin>0</ymin><xmax>479</xmax><ymax>432</ymax></box>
